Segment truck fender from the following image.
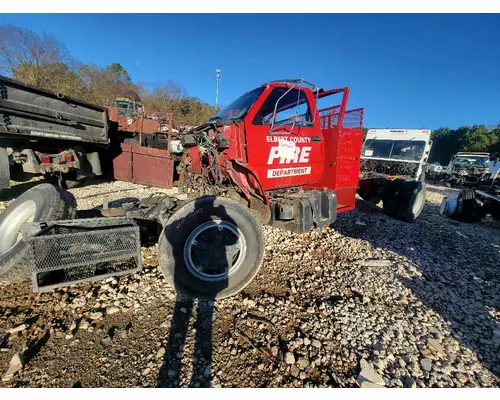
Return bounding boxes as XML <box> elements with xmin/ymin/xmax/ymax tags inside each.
<box><xmin>226</xmin><ymin>160</ymin><xmax>268</xmax><ymax>205</ymax></box>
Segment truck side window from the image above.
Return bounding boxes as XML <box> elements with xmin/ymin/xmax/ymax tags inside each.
<box><xmin>253</xmin><ymin>88</ymin><xmax>313</xmax><ymax>127</ymax></box>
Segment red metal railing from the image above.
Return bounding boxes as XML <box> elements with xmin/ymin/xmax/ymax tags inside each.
<box><xmin>319</xmin><ymin>106</ymin><xmax>364</xmax><ymax>130</ymax></box>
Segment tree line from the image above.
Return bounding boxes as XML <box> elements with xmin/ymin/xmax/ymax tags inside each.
<box><xmin>428</xmin><ymin>125</ymin><xmax>500</xmax><ymax>164</ymax></box>
<box><xmin>0</xmin><ymin>24</ymin><xmax>218</xmax><ymax>126</ymax></box>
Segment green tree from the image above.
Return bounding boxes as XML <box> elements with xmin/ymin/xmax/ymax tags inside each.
<box><xmin>429</xmin><ymin>125</ymin><xmax>499</xmax><ymax>165</ymax></box>
<box><xmin>106</xmin><ymin>62</ymin><xmax>131</xmax><ymax>83</ymax></box>
<box><xmin>460</xmin><ymin>125</ymin><xmax>498</xmax><ymax>152</ymax></box>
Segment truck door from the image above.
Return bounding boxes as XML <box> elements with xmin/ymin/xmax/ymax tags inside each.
<box><xmin>304</xmin><ymin>88</ymin><xmax>364</xmax><ymax>212</ymax></box>
<box><xmin>244</xmin><ymin>86</ymin><xmax>324</xmax><ymax>191</ymax></box>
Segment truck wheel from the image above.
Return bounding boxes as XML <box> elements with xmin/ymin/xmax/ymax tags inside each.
<box><xmin>395</xmin><ymin>181</ymin><xmax>426</xmax><ymax>222</ymax></box>
<box><xmin>157</xmin><ymin>196</ymin><xmax>265</xmax><ymax>300</ymax></box>
<box><xmin>0</xmin><ymin>147</ymin><xmax>10</xmax><ymax>190</ymax></box>
<box><xmin>381</xmin><ymin>179</ymin><xmax>401</xmax><ymax>218</ymax></box>
<box><xmin>383</xmin><ymin>180</ymin><xmax>426</xmax><ymax>223</ymax></box>
<box><xmin>441</xmin><ymin>191</ymin><xmax>485</xmax><ymax>223</ymax></box>
<box><xmin>0</xmin><ymin>183</ymin><xmax>77</xmax><ymax>282</ymax></box>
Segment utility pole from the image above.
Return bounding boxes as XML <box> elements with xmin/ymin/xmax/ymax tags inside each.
<box><xmin>136</xmin><ymin>60</ymin><xmax>140</xmax><ymax>83</ymax></box>
<box><xmin>215</xmin><ymin>69</ymin><xmax>221</xmax><ymax>108</ymax></box>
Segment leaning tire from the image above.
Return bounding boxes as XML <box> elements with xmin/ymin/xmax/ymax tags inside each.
<box><xmin>381</xmin><ymin>179</ymin><xmax>401</xmax><ymax>218</ymax></box>
<box><xmin>383</xmin><ymin>180</ymin><xmax>426</xmax><ymax>223</ymax></box>
<box><xmin>157</xmin><ymin>196</ymin><xmax>265</xmax><ymax>300</ymax></box>
<box><xmin>0</xmin><ymin>183</ymin><xmax>77</xmax><ymax>282</ymax></box>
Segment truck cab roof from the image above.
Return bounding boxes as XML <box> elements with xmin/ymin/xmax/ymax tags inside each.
<box><xmin>455</xmin><ymin>152</ymin><xmax>490</xmax><ymax>156</ymax></box>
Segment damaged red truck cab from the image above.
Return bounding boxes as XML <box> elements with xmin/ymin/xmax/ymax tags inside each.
<box><xmin>180</xmin><ymin>79</ymin><xmax>364</xmax><ymax>233</ymax></box>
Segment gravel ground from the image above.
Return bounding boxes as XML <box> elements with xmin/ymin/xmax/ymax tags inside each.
<box><xmin>0</xmin><ymin>178</ymin><xmax>499</xmax><ymax>388</ymax></box>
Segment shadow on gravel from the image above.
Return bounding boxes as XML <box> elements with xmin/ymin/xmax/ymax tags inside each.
<box><xmin>156</xmin><ymin>197</ymin><xmax>233</xmax><ymax>387</ymax></box>
<box><xmin>336</xmin><ymin>198</ymin><xmax>500</xmax><ymax>381</ymax></box>
<box><xmin>157</xmin><ymin>296</ymin><xmax>215</xmax><ymax>387</ymax></box>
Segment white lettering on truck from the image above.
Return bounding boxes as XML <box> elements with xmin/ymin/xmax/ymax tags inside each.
<box><xmin>267</xmin><ymin>145</ymin><xmax>312</xmax><ymax>165</ymax></box>
<box><xmin>266</xmin><ymin>136</ymin><xmax>312</xmax><ymax>144</ymax></box>
<box><xmin>267</xmin><ymin>166</ymin><xmax>312</xmax><ymax>178</ymax></box>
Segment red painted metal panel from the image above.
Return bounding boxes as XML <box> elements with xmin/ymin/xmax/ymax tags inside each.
<box><xmin>130</xmin><ymin>145</ymin><xmax>174</xmax><ymax>188</ymax></box>
<box><xmin>112</xmin><ymin>144</ymin><xmax>133</xmax><ymax>182</ymax></box>
<box><xmin>111</xmin><ymin>143</ymin><xmax>174</xmax><ymax>188</ymax></box>
<box><xmin>305</xmin><ymin>102</ymin><xmax>364</xmax><ymax>210</ymax></box>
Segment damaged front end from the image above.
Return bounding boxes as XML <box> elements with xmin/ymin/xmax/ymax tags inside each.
<box><xmin>450</xmin><ymin>166</ymin><xmax>490</xmax><ymax>186</ymax></box>
<box><xmin>360</xmin><ymin>158</ymin><xmax>420</xmax><ymax>180</ymax></box>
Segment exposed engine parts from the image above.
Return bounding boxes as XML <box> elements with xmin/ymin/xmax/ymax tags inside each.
<box><xmin>360</xmin><ymin>159</ymin><xmax>419</xmax><ymax>180</ymax></box>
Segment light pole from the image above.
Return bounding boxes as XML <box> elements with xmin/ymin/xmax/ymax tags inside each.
<box><xmin>215</xmin><ymin>69</ymin><xmax>221</xmax><ymax>108</ymax></box>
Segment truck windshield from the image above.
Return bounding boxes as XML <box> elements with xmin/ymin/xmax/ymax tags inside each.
<box><xmin>209</xmin><ymin>87</ymin><xmax>265</xmax><ymax>121</ymax></box>
<box><xmin>455</xmin><ymin>156</ymin><xmax>489</xmax><ymax>167</ymax></box>
<box><xmin>363</xmin><ymin>139</ymin><xmax>426</xmax><ymax>161</ymax></box>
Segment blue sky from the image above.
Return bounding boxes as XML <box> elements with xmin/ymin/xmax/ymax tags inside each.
<box><xmin>0</xmin><ymin>13</ymin><xmax>499</xmax><ymax>129</ymax></box>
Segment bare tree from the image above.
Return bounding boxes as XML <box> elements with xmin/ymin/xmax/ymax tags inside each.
<box><xmin>0</xmin><ymin>23</ymin><xmax>217</xmax><ymax>123</ymax></box>
<box><xmin>0</xmin><ymin>24</ymin><xmax>70</xmax><ymax>86</ymax></box>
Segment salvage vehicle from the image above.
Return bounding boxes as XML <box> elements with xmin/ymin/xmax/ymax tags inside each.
<box><xmin>440</xmin><ymin>168</ymin><xmax>500</xmax><ymax>222</ymax></box>
<box><xmin>0</xmin><ymin>75</ymin><xmax>177</xmax><ymax>190</ymax></box>
<box><xmin>442</xmin><ymin>152</ymin><xmax>491</xmax><ymax>187</ymax></box>
<box><xmin>0</xmin><ymin>76</ymin><xmax>109</xmax><ymax>189</ymax></box>
<box><xmin>356</xmin><ymin>129</ymin><xmax>431</xmax><ymax>222</ymax></box>
<box><xmin>0</xmin><ymin>79</ymin><xmax>430</xmax><ymax>299</ymax></box>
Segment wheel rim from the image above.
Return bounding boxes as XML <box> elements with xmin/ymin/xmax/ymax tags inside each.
<box><xmin>0</xmin><ymin>200</ymin><xmax>37</xmax><ymax>254</ymax></box>
<box><xmin>183</xmin><ymin>220</ymin><xmax>247</xmax><ymax>282</ymax></box>
<box><xmin>412</xmin><ymin>190</ymin><xmax>424</xmax><ymax>215</ymax></box>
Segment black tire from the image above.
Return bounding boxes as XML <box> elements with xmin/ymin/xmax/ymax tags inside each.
<box><xmin>458</xmin><ymin>189</ymin><xmax>476</xmax><ymax>201</ymax></box>
<box><xmin>157</xmin><ymin>196</ymin><xmax>265</xmax><ymax>300</ymax></box>
<box><xmin>488</xmin><ymin>205</ymin><xmax>500</xmax><ymax>220</ymax></box>
<box><xmin>455</xmin><ymin>199</ymin><xmax>485</xmax><ymax>223</ymax></box>
<box><xmin>357</xmin><ymin>181</ymin><xmax>379</xmax><ymax>203</ymax></box>
<box><xmin>0</xmin><ymin>183</ymin><xmax>77</xmax><ymax>282</ymax></box>
<box><xmin>0</xmin><ymin>147</ymin><xmax>9</xmax><ymax>190</ymax></box>
<box><xmin>381</xmin><ymin>179</ymin><xmax>402</xmax><ymax>218</ymax></box>
<box><xmin>395</xmin><ymin>181</ymin><xmax>427</xmax><ymax>222</ymax></box>
<box><xmin>383</xmin><ymin>180</ymin><xmax>426</xmax><ymax>223</ymax></box>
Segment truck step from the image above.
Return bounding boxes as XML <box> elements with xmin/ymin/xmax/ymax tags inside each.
<box><xmin>23</xmin><ymin>217</ymin><xmax>142</xmax><ymax>292</ymax></box>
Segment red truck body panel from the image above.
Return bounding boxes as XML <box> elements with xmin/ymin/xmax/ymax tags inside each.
<box><xmin>237</xmin><ymin>82</ymin><xmax>364</xmax><ymax>213</ymax></box>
